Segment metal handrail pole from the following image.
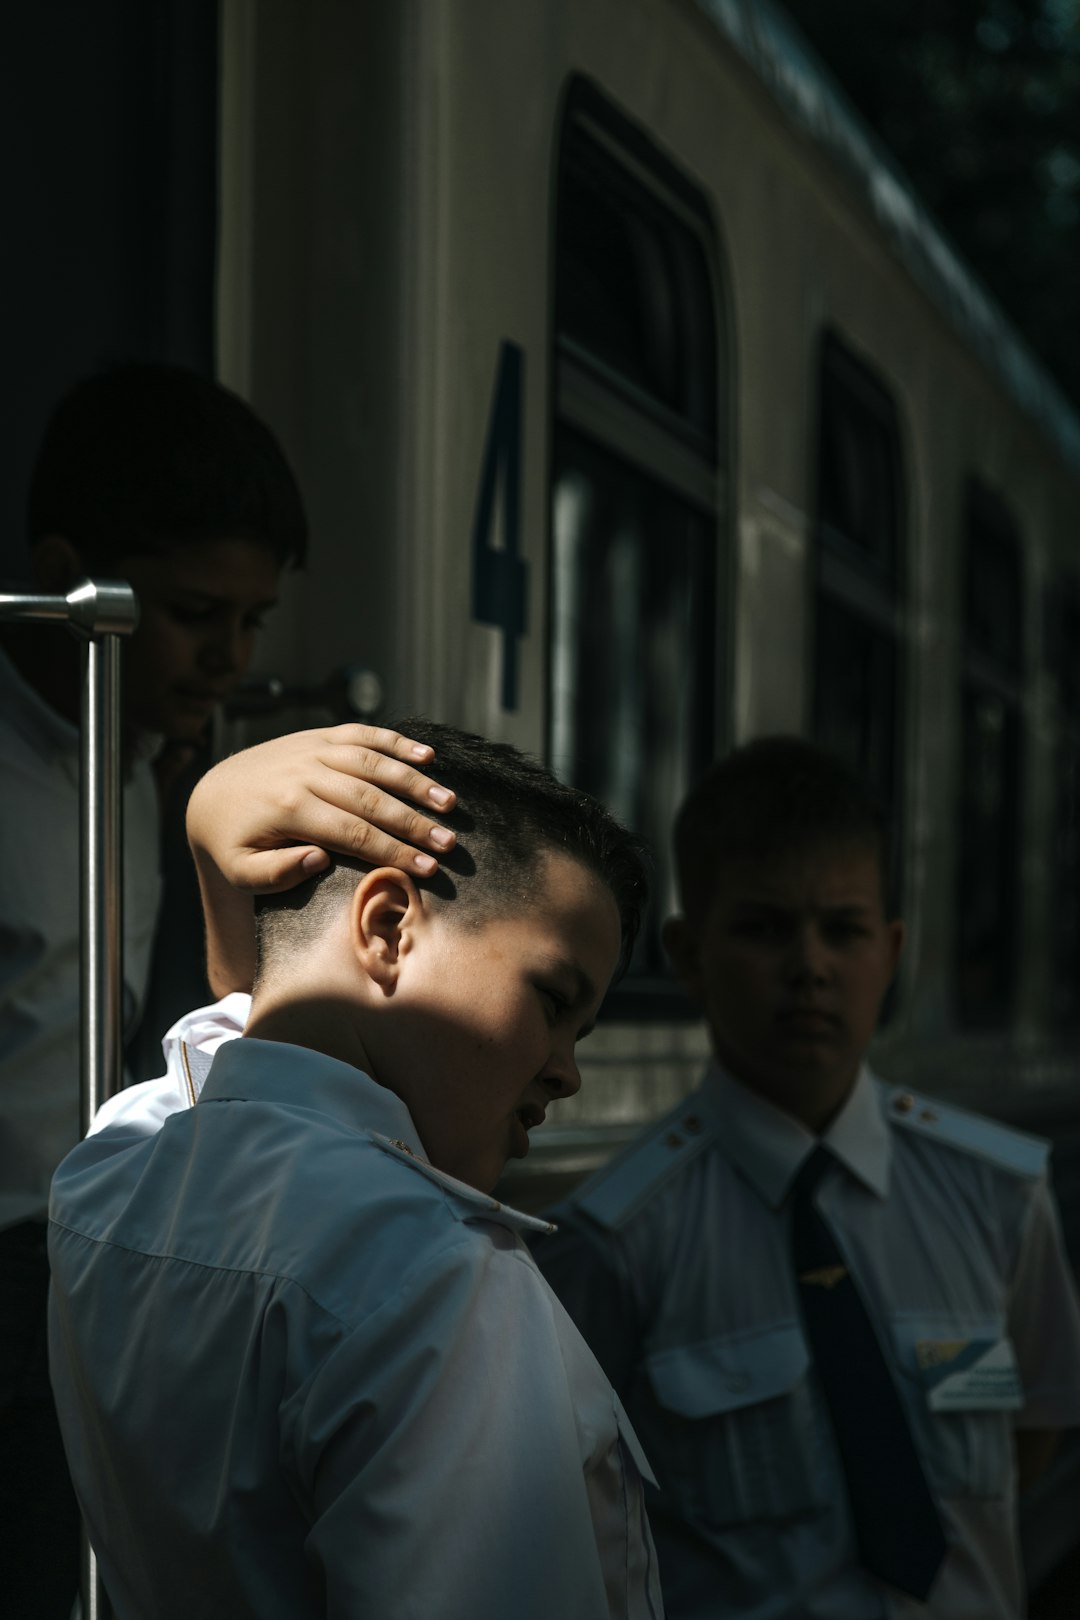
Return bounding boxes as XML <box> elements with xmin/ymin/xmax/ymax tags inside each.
<box><xmin>1</xmin><ymin>581</ymin><xmax>138</xmax><ymax>1620</ymax></box>
<box><xmin>0</xmin><ymin>578</ymin><xmax>139</xmax><ymax>1125</ymax></box>
<box><xmin>79</xmin><ymin>628</ymin><xmax>125</xmax><ymax>1136</ymax></box>
<box><xmin>0</xmin><ymin>579</ymin><xmax>137</xmax><ymax>638</ymax></box>
<box><xmin>0</xmin><ymin>590</ymin><xmax>82</xmax><ymax>624</ymax></box>
<box><xmin>76</xmin><ymin>586</ymin><xmax>137</xmax><ymax>1620</ymax></box>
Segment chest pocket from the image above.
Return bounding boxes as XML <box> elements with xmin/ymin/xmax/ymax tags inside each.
<box><xmin>640</xmin><ymin>1323</ymin><xmax>826</xmax><ymax>1528</ymax></box>
<box><xmin>890</xmin><ymin>1315</ymin><xmax>1018</xmax><ymax>1501</ymax></box>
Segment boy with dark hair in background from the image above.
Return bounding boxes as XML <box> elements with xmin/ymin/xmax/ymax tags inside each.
<box><xmin>0</xmin><ymin>365</ymin><xmax>456</xmax><ymax>1616</ymax></box>
<box><xmin>536</xmin><ymin>735</ymin><xmax>1080</xmax><ymax>1620</ymax></box>
<box><xmin>48</xmin><ymin>721</ymin><xmax>663</xmax><ymax>1619</ymax></box>
<box><xmin>18</xmin><ymin>361</ymin><xmax>308</xmax><ymax>748</ymax></box>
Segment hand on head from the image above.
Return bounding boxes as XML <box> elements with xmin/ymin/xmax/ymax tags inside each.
<box><xmin>186</xmin><ymin>722</ymin><xmax>458</xmax><ymax>892</ymax></box>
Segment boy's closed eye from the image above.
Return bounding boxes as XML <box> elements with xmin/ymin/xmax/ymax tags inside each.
<box><xmin>533</xmin><ymin>961</ymin><xmax>602</xmax><ymax>1040</ymax></box>
<box><xmin>538</xmin><ymin>984</ymin><xmax>570</xmax><ymax>1022</ymax></box>
<box><xmin>538</xmin><ymin>981</ymin><xmax>596</xmax><ymax>1031</ymax></box>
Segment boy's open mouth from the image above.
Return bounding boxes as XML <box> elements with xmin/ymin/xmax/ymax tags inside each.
<box><xmin>510</xmin><ymin>1104</ymin><xmax>546</xmax><ymax>1159</ymax></box>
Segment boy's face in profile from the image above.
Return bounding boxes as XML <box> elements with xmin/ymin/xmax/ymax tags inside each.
<box><xmin>666</xmin><ymin>840</ymin><xmax>903</xmax><ymax>1129</ymax></box>
<box><xmin>117</xmin><ymin>538</ymin><xmax>281</xmax><ymax>740</ymax></box>
<box><xmin>383</xmin><ymin>850</ymin><xmax>621</xmax><ymax>1194</ymax></box>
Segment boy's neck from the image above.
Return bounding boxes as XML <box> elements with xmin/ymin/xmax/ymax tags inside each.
<box><xmin>721</xmin><ymin>1053</ymin><xmax>860</xmax><ymax>1136</ymax></box>
<box><xmin>244</xmin><ymin>996</ymin><xmax>379</xmax><ymax>1083</ymax></box>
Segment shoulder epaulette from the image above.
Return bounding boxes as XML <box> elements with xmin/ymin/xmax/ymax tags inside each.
<box><xmin>177</xmin><ymin>1040</ymin><xmax>212</xmax><ymax>1106</ymax></box>
<box><xmin>370</xmin><ymin>1133</ymin><xmax>556</xmax><ymax>1237</ymax></box>
<box><xmin>571</xmin><ymin>1085</ymin><xmax>717</xmax><ymax>1232</ymax></box>
<box><xmin>878</xmin><ymin>1082</ymin><xmax>1049</xmax><ymax>1179</ymax></box>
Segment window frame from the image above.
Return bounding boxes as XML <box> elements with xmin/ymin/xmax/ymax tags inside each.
<box><xmin>1045</xmin><ymin>573</ymin><xmax>1080</xmax><ymax>1029</ymax></box>
<box><xmin>810</xmin><ymin>330</ymin><xmax>908</xmax><ymax>918</ymax></box>
<box><xmin>547</xmin><ymin>75</ymin><xmax>728</xmax><ymax>1020</ymax></box>
<box><xmin>953</xmin><ymin>477</ymin><xmax>1025</xmax><ymax>1030</ymax></box>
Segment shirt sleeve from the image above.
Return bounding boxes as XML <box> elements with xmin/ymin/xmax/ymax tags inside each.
<box><xmin>1007</xmin><ymin>1169</ymin><xmax>1080</xmax><ymax>1429</ymax></box>
<box><xmin>288</xmin><ymin>1224</ymin><xmax>660</xmax><ymax>1620</ymax></box>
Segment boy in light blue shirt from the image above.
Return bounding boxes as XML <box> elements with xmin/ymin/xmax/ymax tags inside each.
<box><xmin>49</xmin><ymin>720</ymin><xmax>663</xmax><ymax>1620</ymax></box>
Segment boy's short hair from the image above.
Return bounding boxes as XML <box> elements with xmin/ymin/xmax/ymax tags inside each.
<box><xmin>255</xmin><ymin>718</ymin><xmax>648</xmax><ymax>978</ymax></box>
<box><xmin>28</xmin><ymin>363</ymin><xmax>308</xmax><ymax>568</ymax></box>
<box><xmin>674</xmin><ymin>735</ymin><xmax>893</xmax><ymax>921</ymax></box>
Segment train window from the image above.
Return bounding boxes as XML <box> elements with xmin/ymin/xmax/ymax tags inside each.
<box><xmin>556</xmin><ymin>129</ymin><xmax>717</xmax><ymax>445</ymax></box>
<box><xmin>955</xmin><ymin>481</ymin><xmax>1024</xmax><ymax>1028</ymax></box>
<box><xmin>818</xmin><ymin>345</ymin><xmax>902</xmax><ymax>583</ymax></box>
<box><xmin>1049</xmin><ymin>579</ymin><xmax>1080</xmax><ymax>1028</ymax></box>
<box><xmin>550</xmin><ymin>80</ymin><xmax>723</xmax><ymax>1013</ymax></box>
<box><xmin>812</xmin><ymin>335</ymin><xmax>905</xmax><ymax>883</ymax></box>
<box><xmin>814</xmin><ymin>597</ymin><xmax>899</xmax><ymax>813</ymax></box>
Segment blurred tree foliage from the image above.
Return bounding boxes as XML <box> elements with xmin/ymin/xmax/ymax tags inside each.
<box><xmin>783</xmin><ymin>0</ymin><xmax>1080</xmax><ymax>407</ymax></box>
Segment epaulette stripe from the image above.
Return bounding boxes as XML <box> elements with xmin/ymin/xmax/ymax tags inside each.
<box><xmin>371</xmin><ymin>1134</ymin><xmax>556</xmax><ymax>1235</ymax></box>
<box><xmin>574</xmin><ymin>1094</ymin><xmax>715</xmax><ymax>1231</ymax></box>
<box><xmin>882</xmin><ymin>1086</ymin><xmax>1050</xmax><ymax>1179</ymax></box>
<box><xmin>178</xmin><ymin>1041</ymin><xmax>199</xmax><ymax>1106</ymax></box>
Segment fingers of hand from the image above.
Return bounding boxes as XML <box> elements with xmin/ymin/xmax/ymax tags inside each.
<box><xmin>321</xmin><ymin>740</ymin><xmax>456</xmax><ymax>817</ymax></box>
<box><xmin>319</xmin><ymin>722</ymin><xmax>436</xmax><ymax>766</ymax></box>
<box><xmin>322</xmin><ymin>824</ymin><xmax>444</xmax><ymax>877</ymax></box>
<box><xmin>308</xmin><ymin>777</ymin><xmax>455</xmax><ymax>863</ymax></box>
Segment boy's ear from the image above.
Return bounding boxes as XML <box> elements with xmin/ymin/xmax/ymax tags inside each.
<box><xmin>31</xmin><ymin>533</ymin><xmax>85</xmax><ymax>593</ymax></box>
<box><xmin>349</xmin><ymin>868</ymin><xmax>423</xmax><ymax>991</ymax></box>
<box><xmin>663</xmin><ymin>915</ymin><xmax>702</xmax><ymax>1000</ymax></box>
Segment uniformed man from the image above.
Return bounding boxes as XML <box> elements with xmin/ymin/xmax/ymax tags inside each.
<box><xmin>534</xmin><ymin>735</ymin><xmax>1080</xmax><ymax>1620</ymax></box>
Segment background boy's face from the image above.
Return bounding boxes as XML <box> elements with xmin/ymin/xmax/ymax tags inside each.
<box><xmin>666</xmin><ymin>841</ymin><xmax>903</xmax><ymax>1130</ymax></box>
<box><xmin>387</xmin><ymin>850</ymin><xmax>620</xmax><ymax>1193</ymax></box>
<box><xmin>116</xmin><ymin>538</ymin><xmax>280</xmax><ymax>740</ymax></box>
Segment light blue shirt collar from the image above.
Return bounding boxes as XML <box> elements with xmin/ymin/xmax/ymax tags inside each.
<box><xmin>200</xmin><ymin>1037</ymin><xmax>429</xmax><ymax>1162</ymax></box>
<box><xmin>705</xmin><ymin>1062</ymin><xmax>891</xmax><ymax>1209</ymax></box>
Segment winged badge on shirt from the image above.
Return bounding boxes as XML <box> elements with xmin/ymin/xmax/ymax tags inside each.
<box><xmin>799</xmin><ymin>1265</ymin><xmax>849</xmax><ymax>1289</ymax></box>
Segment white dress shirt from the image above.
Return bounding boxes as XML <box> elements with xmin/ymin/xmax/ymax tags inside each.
<box><xmin>88</xmin><ymin>992</ymin><xmax>250</xmax><ymax>1137</ymax></box>
<box><xmin>50</xmin><ymin>1036</ymin><xmax>664</xmax><ymax>1619</ymax></box>
<box><xmin>0</xmin><ymin>645</ymin><xmax>161</xmax><ymax>1229</ymax></box>
<box><xmin>537</xmin><ymin>1064</ymin><xmax>1080</xmax><ymax>1620</ymax></box>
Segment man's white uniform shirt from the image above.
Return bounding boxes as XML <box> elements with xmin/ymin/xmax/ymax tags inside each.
<box><xmin>536</xmin><ymin>1064</ymin><xmax>1080</xmax><ymax>1620</ymax></box>
<box><xmin>50</xmin><ymin>1034</ymin><xmax>664</xmax><ymax>1619</ymax></box>
<box><xmin>0</xmin><ymin>645</ymin><xmax>160</xmax><ymax>1230</ymax></box>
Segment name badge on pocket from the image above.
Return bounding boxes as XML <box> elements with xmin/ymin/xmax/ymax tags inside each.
<box><xmin>915</xmin><ymin>1338</ymin><xmax>1024</xmax><ymax>1411</ymax></box>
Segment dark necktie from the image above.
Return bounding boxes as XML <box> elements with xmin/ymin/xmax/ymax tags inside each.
<box><xmin>790</xmin><ymin>1145</ymin><xmax>947</xmax><ymax>1599</ymax></box>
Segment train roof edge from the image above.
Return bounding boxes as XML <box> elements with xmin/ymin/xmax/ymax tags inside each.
<box><xmin>692</xmin><ymin>0</ymin><xmax>1080</xmax><ymax>476</ymax></box>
